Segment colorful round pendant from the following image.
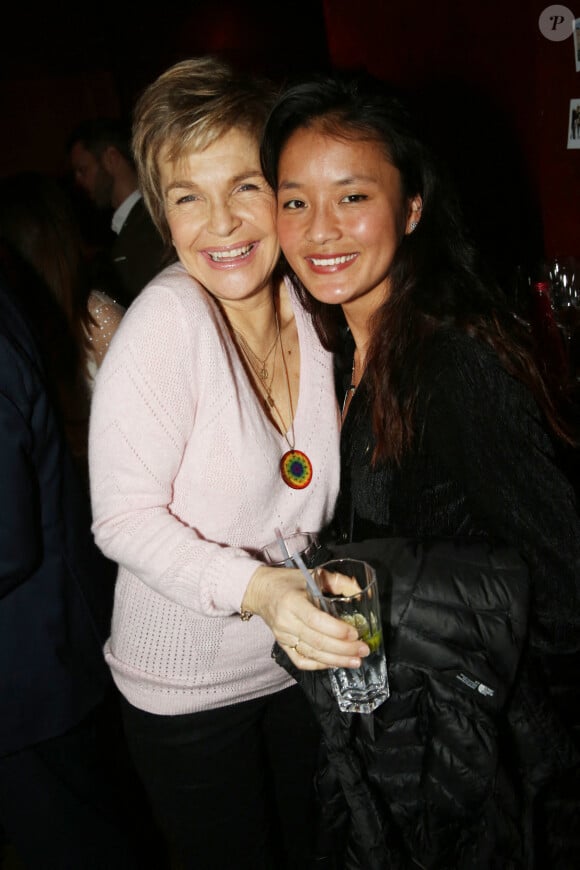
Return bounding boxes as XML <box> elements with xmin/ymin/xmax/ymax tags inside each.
<box><xmin>280</xmin><ymin>450</ymin><xmax>313</xmax><ymax>489</ymax></box>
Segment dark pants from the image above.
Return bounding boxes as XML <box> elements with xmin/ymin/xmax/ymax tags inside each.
<box><xmin>121</xmin><ymin>685</ymin><xmax>322</xmax><ymax>870</ymax></box>
<box><xmin>0</xmin><ymin>691</ymin><xmax>170</xmax><ymax>870</ymax></box>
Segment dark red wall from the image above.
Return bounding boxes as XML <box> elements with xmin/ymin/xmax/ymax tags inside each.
<box><xmin>321</xmin><ymin>0</ymin><xmax>580</xmax><ymax>262</ymax></box>
<box><xmin>1</xmin><ymin>0</ymin><xmax>577</xmax><ymax>265</ymax></box>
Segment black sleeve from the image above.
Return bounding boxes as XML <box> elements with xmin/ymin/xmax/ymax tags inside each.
<box><xmin>423</xmin><ymin>334</ymin><xmax>580</xmax><ymax>652</ymax></box>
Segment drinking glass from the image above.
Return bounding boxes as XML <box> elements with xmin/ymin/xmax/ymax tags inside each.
<box><xmin>548</xmin><ymin>256</ymin><xmax>579</xmax><ymax>312</ymax></box>
<box><xmin>548</xmin><ymin>256</ymin><xmax>580</xmax><ymax>378</ymax></box>
<box><xmin>261</xmin><ymin>531</ymin><xmax>324</xmax><ymax>568</ymax></box>
<box><xmin>311</xmin><ymin>558</ymin><xmax>389</xmax><ymax>714</ymax></box>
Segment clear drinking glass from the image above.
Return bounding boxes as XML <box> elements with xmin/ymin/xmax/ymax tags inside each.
<box><xmin>548</xmin><ymin>256</ymin><xmax>579</xmax><ymax>311</ymax></box>
<box><xmin>548</xmin><ymin>256</ymin><xmax>580</xmax><ymax>379</ymax></box>
<box><xmin>311</xmin><ymin>558</ymin><xmax>389</xmax><ymax>714</ymax></box>
<box><xmin>261</xmin><ymin>531</ymin><xmax>323</xmax><ymax>568</ymax></box>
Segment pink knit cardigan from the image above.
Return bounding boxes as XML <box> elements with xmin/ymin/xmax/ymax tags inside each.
<box><xmin>89</xmin><ymin>263</ymin><xmax>340</xmax><ymax>715</ymax></box>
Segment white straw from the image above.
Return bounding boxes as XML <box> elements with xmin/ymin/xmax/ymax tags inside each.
<box><xmin>274</xmin><ymin>527</ymin><xmax>294</xmax><ymax>568</ymax></box>
<box><xmin>291</xmin><ymin>549</ymin><xmax>321</xmax><ymax>601</ymax></box>
<box><xmin>274</xmin><ymin>528</ymin><xmax>320</xmax><ymax>599</ymax></box>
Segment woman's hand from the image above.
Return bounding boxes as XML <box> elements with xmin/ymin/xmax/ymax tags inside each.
<box><xmin>241</xmin><ymin>565</ymin><xmax>369</xmax><ymax>670</ymax></box>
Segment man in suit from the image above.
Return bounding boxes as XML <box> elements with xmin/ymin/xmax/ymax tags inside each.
<box><xmin>0</xmin><ymin>245</ymin><xmax>168</xmax><ymax>869</ymax></box>
<box><xmin>68</xmin><ymin>117</ymin><xmax>168</xmax><ymax>307</ymax></box>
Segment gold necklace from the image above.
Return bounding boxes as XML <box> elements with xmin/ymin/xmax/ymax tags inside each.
<box><xmin>237</xmin><ymin>321</ymin><xmax>279</xmax><ymax>408</ymax></box>
<box><xmin>267</xmin><ymin>333</ymin><xmax>294</xmax><ymax>449</ymax></box>
<box><xmin>234</xmin><ymin>320</ymin><xmax>279</xmax><ymax>381</ymax></box>
<box><xmin>276</xmin><ymin>332</ymin><xmax>313</xmax><ymax>490</ymax></box>
<box><xmin>235</xmin><ymin>313</ymin><xmax>313</xmax><ymax>490</ymax></box>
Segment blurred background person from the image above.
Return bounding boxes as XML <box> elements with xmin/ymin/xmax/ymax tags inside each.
<box><xmin>0</xmin><ymin>171</ymin><xmax>125</xmax><ymax>392</ymax></box>
<box><xmin>0</xmin><ymin>242</ymin><xmax>169</xmax><ymax>870</ymax></box>
<box><xmin>0</xmin><ymin>171</ymin><xmax>125</xmax><ymax>482</ymax></box>
<box><xmin>67</xmin><ymin>117</ymin><xmax>169</xmax><ymax>307</ymax></box>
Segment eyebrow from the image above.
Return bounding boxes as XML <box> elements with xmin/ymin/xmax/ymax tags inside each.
<box><xmin>164</xmin><ymin>169</ymin><xmax>265</xmax><ymax>196</ymax></box>
<box><xmin>278</xmin><ymin>174</ymin><xmax>378</xmax><ymax>191</ymax></box>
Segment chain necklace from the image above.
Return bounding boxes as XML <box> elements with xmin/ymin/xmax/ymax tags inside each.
<box><xmin>234</xmin><ymin>311</ymin><xmax>313</xmax><ymax>490</ymax></box>
<box><xmin>268</xmin><ymin>332</ymin><xmax>294</xmax><ymax>448</ymax></box>
<box><xmin>237</xmin><ymin>319</ymin><xmax>279</xmax><ymax>408</ymax></box>
<box><xmin>234</xmin><ymin>320</ymin><xmax>279</xmax><ymax>381</ymax></box>
<box><xmin>276</xmin><ymin>333</ymin><xmax>313</xmax><ymax>489</ymax></box>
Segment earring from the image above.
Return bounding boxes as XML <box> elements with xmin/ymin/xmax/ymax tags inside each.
<box><xmin>409</xmin><ymin>220</ymin><xmax>418</xmax><ymax>232</ymax></box>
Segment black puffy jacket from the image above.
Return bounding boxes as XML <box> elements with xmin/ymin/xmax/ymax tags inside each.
<box><xmin>294</xmin><ymin>328</ymin><xmax>580</xmax><ymax>868</ymax></box>
<box><xmin>275</xmin><ymin>537</ymin><xmax>539</xmax><ymax>869</ymax></box>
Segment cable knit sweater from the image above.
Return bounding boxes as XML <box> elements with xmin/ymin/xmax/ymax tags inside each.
<box><xmin>88</xmin><ymin>262</ymin><xmax>340</xmax><ymax>715</ymax></box>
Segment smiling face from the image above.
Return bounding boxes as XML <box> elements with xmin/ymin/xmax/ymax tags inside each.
<box><xmin>160</xmin><ymin>127</ymin><xmax>280</xmax><ymax>308</ymax></box>
<box><xmin>276</xmin><ymin>125</ymin><xmax>421</xmax><ymax>322</ymax></box>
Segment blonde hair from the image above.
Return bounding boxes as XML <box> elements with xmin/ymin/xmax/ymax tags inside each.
<box><xmin>132</xmin><ymin>56</ymin><xmax>277</xmax><ymax>246</ymax></box>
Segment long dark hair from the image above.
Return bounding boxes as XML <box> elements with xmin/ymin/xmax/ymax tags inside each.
<box><xmin>0</xmin><ymin>173</ymin><xmax>93</xmax><ymax>466</ymax></box>
<box><xmin>261</xmin><ymin>70</ymin><xmax>571</xmax><ymax>463</ymax></box>
<box><xmin>0</xmin><ymin>172</ymin><xmax>96</xmax><ymax>377</ymax></box>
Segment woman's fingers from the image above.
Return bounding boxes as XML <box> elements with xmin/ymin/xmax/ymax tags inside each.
<box><xmin>245</xmin><ymin>564</ymin><xmax>369</xmax><ymax>669</ymax></box>
<box><xmin>317</xmin><ymin>569</ymin><xmax>361</xmax><ymax>597</ymax></box>
<box><xmin>284</xmin><ymin>638</ymin><xmax>366</xmax><ymax>671</ymax></box>
<box><xmin>283</xmin><ymin>609</ymin><xmax>369</xmax><ymax>670</ymax></box>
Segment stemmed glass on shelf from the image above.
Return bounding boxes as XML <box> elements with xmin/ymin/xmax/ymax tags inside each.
<box><xmin>512</xmin><ymin>257</ymin><xmax>580</xmax><ymax>391</ymax></box>
<box><xmin>548</xmin><ymin>257</ymin><xmax>580</xmax><ymax>380</ymax></box>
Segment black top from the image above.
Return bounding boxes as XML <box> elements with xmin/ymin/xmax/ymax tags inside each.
<box><xmin>287</xmin><ymin>327</ymin><xmax>580</xmax><ymax>867</ymax></box>
<box><xmin>334</xmin><ymin>328</ymin><xmax>580</xmax><ymax>654</ymax></box>
<box><xmin>110</xmin><ymin>198</ymin><xmax>168</xmax><ymax>305</ymax></box>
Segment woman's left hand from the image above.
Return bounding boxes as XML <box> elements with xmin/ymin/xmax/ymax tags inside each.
<box><xmin>241</xmin><ymin>565</ymin><xmax>369</xmax><ymax>670</ymax></box>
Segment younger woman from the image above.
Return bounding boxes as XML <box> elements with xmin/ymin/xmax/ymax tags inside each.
<box><xmin>261</xmin><ymin>69</ymin><xmax>580</xmax><ymax>868</ymax></box>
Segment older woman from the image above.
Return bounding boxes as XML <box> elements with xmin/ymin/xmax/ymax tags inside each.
<box><xmin>88</xmin><ymin>58</ymin><xmax>370</xmax><ymax>870</ymax></box>
<box><xmin>261</xmin><ymin>70</ymin><xmax>580</xmax><ymax>868</ymax></box>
